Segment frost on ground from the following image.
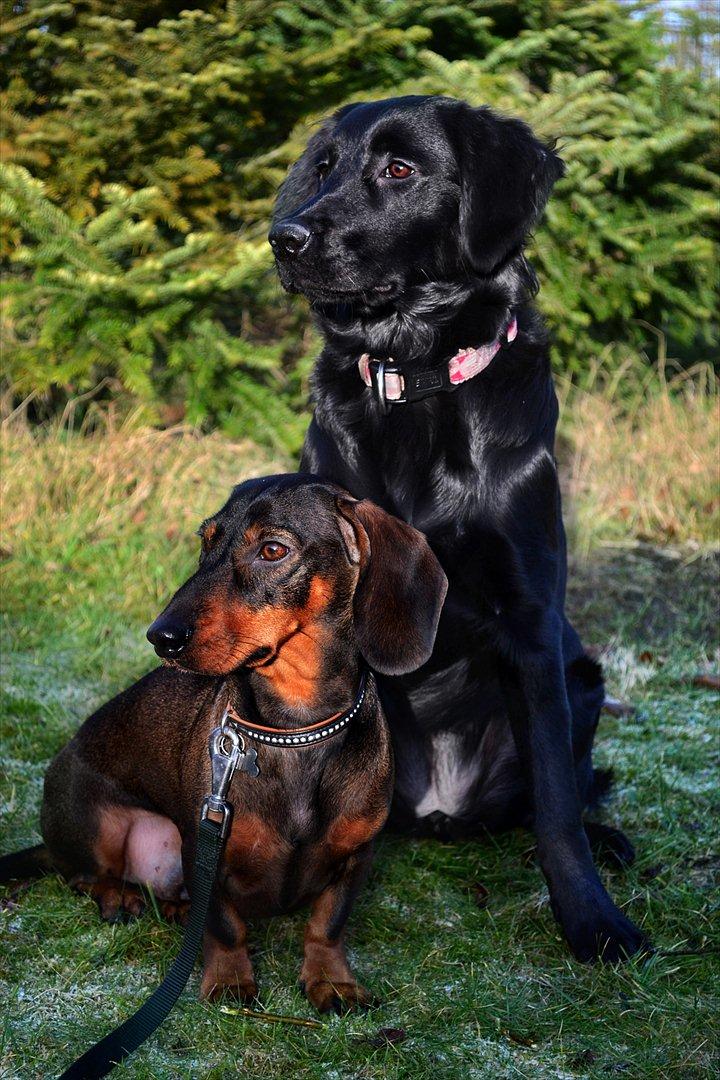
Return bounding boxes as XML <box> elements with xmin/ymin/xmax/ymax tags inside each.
<box><xmin>598</xmin><ymin>643</ymin><xmax>657</xmax><ymax>697</ymax></box>
<box><xmin>1</xmin><ymin>555</ymin><xmax>719</xmax><ymax>1078</ymax></box>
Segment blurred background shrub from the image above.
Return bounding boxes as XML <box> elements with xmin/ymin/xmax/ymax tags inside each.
<box><xmin>1</xmin><ymin>0</ymin><xmax>718</xmax><ymax>452</ymax></box>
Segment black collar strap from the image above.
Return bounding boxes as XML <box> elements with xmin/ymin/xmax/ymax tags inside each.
<box><xmin>359</xmin><ymin>315</ymin><xmax>518</xmax><ymax>414</ymax></box>
<box><xmin>224</xmin><ymin>669</ymin><xmax>368</xmax><ymax>747</ymax></box>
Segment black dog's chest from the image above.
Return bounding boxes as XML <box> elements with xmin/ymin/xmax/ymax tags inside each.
<box><xmin>348</xmin><ymin>420</ymin><xmax>488</xmax><ymax>533</ymax></box>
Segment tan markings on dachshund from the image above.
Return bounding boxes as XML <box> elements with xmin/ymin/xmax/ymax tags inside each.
<box><xmin>221</xmin><ymin>813</ymin><xmax>290</xmax><ymax>897</ymax></box>
<box><xmin>200</xmin><ymin>521</ymin><xmax>218</xmax><ymax>550</ymax></box>
<box><xmin>325</xmin><ymin>808</ymin><xmax>388</xmax><ymax>857</ymax></box>
<box><xmin>300</xmin><ymin>885</ymin><xmax>374</xmax><ymax>1012</ymax></box>
<box><xmin>191</xmin><ymin>575</ymin><xmax>337</xmax><ymax>708</ymax></box>
<box><xmin>254</xmin><ymin>575</ymin><xmax>336</xmax><ymax>708</ymax></box>
<box><xmin>200</xmin><ymin>904</ymin><xmax>256</xmax><ymax>1002</ymax></box>
<box><xmin>240</xmin><ymin>522</ymin><xmax>265</xmax><ymax>547</ymax></box>
<box><xmin>225</xmin><ymin>813</ymin><xmax>289</xmax><ymax>867</ymax></box>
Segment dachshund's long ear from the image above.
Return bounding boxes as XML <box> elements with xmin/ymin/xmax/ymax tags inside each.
<box><xmin>446</xmin><ymin>102</ymin><xmax>565</xmax><ymax>276</ymax></box>
<box><xmin>336</xmin><ymin>497</ymin><xmax>448</xmax><ymax>676</ymax></box>
<box><xmin>272</xmin><ymin>104</ymin><xmax>358</xmax><ymax>222</ymax></box>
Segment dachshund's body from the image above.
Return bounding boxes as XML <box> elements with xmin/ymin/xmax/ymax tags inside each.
<box><xmin>42</xmin><ymin>668</ymin><xmax>393</xmax><ymax>922</ymax></box>
<box><xmin>41</xmin><ymin>664</ymin><xmax>391</xmax><ymax>1006</ymax></box>
<box><xmin>31</xmin><ymin>475</ymin><xmax>447</xmax><ymax>1009</ymax></box>
<box><xmin>270</xmin><ymin>95</ymin><xmax>649</xmax><ymax>963</ymax></box>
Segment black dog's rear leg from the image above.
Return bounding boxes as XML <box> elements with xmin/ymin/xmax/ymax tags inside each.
<box><xmin>564</xmin><ymin>647</ymin><xmax>636</xmax><ymax>869</ymax></box>
<box><xmin>498</xmin><ymin>624</ymin><xmax>648</xmax><ymax>962</ymax></box>
<box><xmin>584</xmin><ymin>821</ymin><xmax>636</xmax><ymax>869</ymax></box>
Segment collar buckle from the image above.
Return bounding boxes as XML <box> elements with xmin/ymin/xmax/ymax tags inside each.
<box><xmin>369</xmin><ymin>360</ymin><xmax>454</xmax><ymax>408</ymax></box>
<box><xmin>405</xmin><ymin>365</ymin><xmax>454</xmax><ymax>401</ymax></box>
<box><xmin>368</xmin><ymin>359</ymin><xmax>394</xmax><ymax>414</ymax></box>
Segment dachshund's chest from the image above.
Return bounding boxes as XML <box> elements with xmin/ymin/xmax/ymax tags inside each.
<box><xmin>219</xmin><ymin>805</ymin><xmax>386</xmax><ymax>918</ymax></box>
<box><xmin>218</xmin><ymin>741</ymin><xmax>391</xmax><ymax>917</ymax></box>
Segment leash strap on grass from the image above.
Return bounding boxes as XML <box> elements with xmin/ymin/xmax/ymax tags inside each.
<box><xmin>59</xmin><ymin>817</ymin><xmax>225</xmax><ymax>1080</ymax></box>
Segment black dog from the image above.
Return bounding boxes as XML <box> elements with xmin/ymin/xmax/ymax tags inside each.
<box><xmin>269</xmin><ymin>95</ymin><xmax>649</xmax><ymax>963</ymax></box>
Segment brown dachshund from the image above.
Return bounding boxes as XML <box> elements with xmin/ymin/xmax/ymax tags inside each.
<box><xmin>34</xmin><ymin>474</ymin><xmax>447</xmax><ymax>1011</ymax></box>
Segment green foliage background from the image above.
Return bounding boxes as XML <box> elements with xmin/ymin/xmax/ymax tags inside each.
<box><xmin>1</xmin><ymin>0</ymin><xmax>718</xmax><ymax>451</ymax></box>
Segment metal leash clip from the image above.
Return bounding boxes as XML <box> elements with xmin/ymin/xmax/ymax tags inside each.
<box><xmin>202</xmin><ymin>706</ymin><xmax>259</xmax><ymax>838</ymax></box>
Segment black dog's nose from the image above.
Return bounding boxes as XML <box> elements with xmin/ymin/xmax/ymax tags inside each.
<box><xmin>268</xmin><ymin>222</ymin><xmax>311</xmax><ymax>260</ymax></box>
<box><xmin>422</xmin><ymin>810</ymin><xmax>456</xmax><ymax>841</ymax></box>
<box><xmin>146</xmin><ymin>619</ymin><xmax>193</xmax><ymax>658</ymax></box>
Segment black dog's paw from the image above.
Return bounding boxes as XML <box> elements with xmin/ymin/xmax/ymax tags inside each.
<box><xmin>562</xmin><ymin>898</ymin><xmax>650</xmax><ymax>964</ymax></box>
<box><xmin>584</xmin><ymin>821</ymin><xmax>636</xmax><ymax>869</ymax></box>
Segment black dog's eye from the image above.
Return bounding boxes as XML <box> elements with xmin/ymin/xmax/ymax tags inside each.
<box><xmin>383</xmin><ymin>160</ymin><xmax>413</xmax><ymax>180</ymax></box>
<box><xmin>257</xmin><ymin>541</ymin><xmax>289</xmax><ymax>562</ymax></box>
<box><xmin>316</xmin><ymin>162</ymin><xmax>330</xmax><ymax>182</ymax></box>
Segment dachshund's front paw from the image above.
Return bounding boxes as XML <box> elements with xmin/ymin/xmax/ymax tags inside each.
<box><xmin>299</xmin><ymin>976</ymin><xmax>377</xmax><ymax>1014</ymax></box>
<box><xmin>200</xmin><ymin>972</ymin><xmax>258</xmax><ymax>1004</ymax></box>
<box><xmin>201</xmin><ymin>930</ymin><xmax>257</xmax><ymax>1003</ymax></box>
<box><xmin>158</xmin><ymin>897</ymin><xmax>190</xmax><ymax>925</ymax></box>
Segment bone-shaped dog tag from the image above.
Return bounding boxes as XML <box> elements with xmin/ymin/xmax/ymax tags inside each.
<box><xmin>237</xmin><ymin>746</ymin><xmax>260</xmax><ymax>778</ymax></box>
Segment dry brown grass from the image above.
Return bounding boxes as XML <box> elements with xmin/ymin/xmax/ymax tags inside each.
<box><xmin>0</xmin><ymin>412</ymin><xmax>289</xmax><ymax>621</ymax></box>
<box><xmin>1</xmin><ymin>355</ymin><xmax>717</xmax><ymax>607</ymax></box>
<box><xmin>1</xmin><ymin>413</ymin><xmax>285</xmax><ymax>542</ymax></box>
<box><xmin>558</xmin><ymin>354</ymin><xmax>718</xmax><ymax>552</ymax></box>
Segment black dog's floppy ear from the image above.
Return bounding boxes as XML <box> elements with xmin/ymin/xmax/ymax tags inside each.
<box><xmin>447</xmin><ymin>102</ymin><xmax>565</xmax><ymax>276</ymax></box>
<box><xmin>272</xmin><ymin>104</ymin><xmax>358</xmax><ymax>222</ymax></box>
<box><xmin>336</xmin><ymin>497</ymin><xmax>448</xmax><ymax>676</ymax></box>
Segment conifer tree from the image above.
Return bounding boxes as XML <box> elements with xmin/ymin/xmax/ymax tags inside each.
<box><xmin>1</xmin><ymin>0</ymin><xmax>717</xmax><ymax>448</ymax></box>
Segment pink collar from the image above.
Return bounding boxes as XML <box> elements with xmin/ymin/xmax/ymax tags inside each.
<box><xmin>358</xmin><ymin>317</ymin><xmax>518</xmax><ymax>412</ymax></box>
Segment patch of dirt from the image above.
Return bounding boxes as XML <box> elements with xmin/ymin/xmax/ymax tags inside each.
<box><xmin>566</xmin><ymin>544</ymin><xmax>719</xmax><ymax>647</ymax></box>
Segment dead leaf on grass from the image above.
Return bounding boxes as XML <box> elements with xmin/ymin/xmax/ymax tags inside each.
<box><xmin>471</xmin><ymin>882</ymin><xmax>490</xmax><ymax>909</ymax></box>
<box><xmin>603</xmin><ymin>695</ymin><xmax>636</xmax><ymax>717</ymax></box>
<box><xmin>504</xmin><ymin>1029</ymin><xmax>539</xmax><ymax>1048</ymax></box>
<box><xmin>569</xmin><ymin>1049</ymin><xmax>598</xmax><ymax>1069</ymax></box>
<box><xmin>692</xmin><ymin>673</ymin><xmax>720</xmax><ymax>691</ymax></box>
<box><xmin>356</xmin><ymin>1027</ymin><xmax>408</xmax><ymax>1048</ymax></box>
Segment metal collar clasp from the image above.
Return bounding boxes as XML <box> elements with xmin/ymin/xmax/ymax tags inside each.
<box><xmin>201</xmin><ymin>709</ymin><xmax>251</xmax><ymax>838</ymax></box>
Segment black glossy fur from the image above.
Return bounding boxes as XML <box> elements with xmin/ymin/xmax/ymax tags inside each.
<box><xmin>269</xmin><ymin>95</ymin><xmax>648</xmax><ymax>963</ymax></box>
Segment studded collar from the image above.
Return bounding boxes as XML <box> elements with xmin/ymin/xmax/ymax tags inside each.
<box><xmin>221</xmin><ymin>669</ymin><xmax>368</xmax><ymax>748</ymax></box>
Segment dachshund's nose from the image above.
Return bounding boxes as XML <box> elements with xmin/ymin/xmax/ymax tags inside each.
<box><xmin>146</xmin><ymin>619</ymin><xmax>193</xmax><ymax>658</ymax></box>
<box><xmin>268</xmin><ymin>222</ymin><xmax>311</xmax><ymax>260</ymax></box>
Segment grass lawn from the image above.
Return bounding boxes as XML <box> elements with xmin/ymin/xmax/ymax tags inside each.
<box><xmin>1</xmin><ymin>426</ymin><xmax>718</xmax><ymax>1079</ymax></box>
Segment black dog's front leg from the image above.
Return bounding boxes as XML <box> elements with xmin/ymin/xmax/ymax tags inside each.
<box><xmin>499</xmin><ymin>619</ymin><xmax>648</xmax><ymax>962</ymax></box>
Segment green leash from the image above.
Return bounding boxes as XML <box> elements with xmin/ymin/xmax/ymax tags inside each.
<box><xmin>60</xmin><ymin>716</ymin><xmax>251</xmax><ymax>1080</ymax></box>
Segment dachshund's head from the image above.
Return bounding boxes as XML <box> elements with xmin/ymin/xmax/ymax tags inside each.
<box><xmin>269</xmin><ymin>95</ymin><xmax>564</xmax><ymax>310</ymax></box>
<box><xmin>147</xmin><ymin>474</ymin><xmax>447</xmax><ymax>680</ymax></box>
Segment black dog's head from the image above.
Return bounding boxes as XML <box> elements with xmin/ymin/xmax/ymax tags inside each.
<box><xmin>269</xmin><ymin>95</ymin><xmax>564</xmax><ymax>309</ymax></box>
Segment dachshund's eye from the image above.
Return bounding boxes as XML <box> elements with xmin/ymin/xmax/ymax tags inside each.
<box><xmin>258</xmin><ymin>541</ymin><xmax>289</xmax><ymax>562</ymax></box>
<box><xmin>384</xmin><ymin>160</ymin><xmax>413</xmax><ymax>180</ymax></box>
